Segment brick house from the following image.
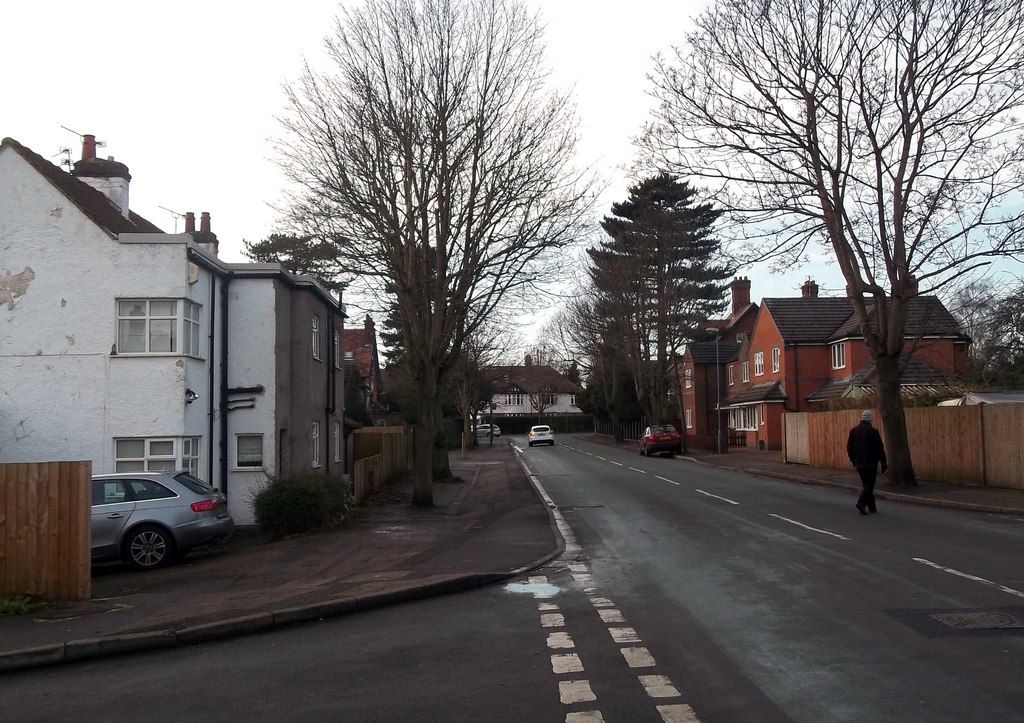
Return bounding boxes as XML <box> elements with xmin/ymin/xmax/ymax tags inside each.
<box><xmin>682</xmin><ymin>278</ymin><xmax>969</xmax><ymax>452</ymax></box>
<box><xmin>0</xmin><ymin>135</ymin><xmax>348</xmax><ymax>524</ymax></box>
<box><xmin>342</xmin><ymin>315</ymin><xmax>382</xmax><ymax>420</ymax></box>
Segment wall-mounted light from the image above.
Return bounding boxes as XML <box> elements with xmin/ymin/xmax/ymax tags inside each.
<box><xmin>186</xmin><ymin>388</ymin><xmax>200</xmax><ymax>404</ymax></box>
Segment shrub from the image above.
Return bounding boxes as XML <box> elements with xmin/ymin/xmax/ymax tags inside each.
<box><xmin>251</xmin><ymin>473</ymin><xmax>353</xmax><ymax>539</ymax></box>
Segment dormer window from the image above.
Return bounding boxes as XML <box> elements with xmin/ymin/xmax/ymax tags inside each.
<box><xmin>831</xmin><ymin>342</ymin><xmax>846</xmax><ymax>370</ymax></box>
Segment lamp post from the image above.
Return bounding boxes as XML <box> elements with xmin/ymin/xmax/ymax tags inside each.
<box><xmin>705</xmin><ymin>327</ymin><xmax>722</xmax><ymax>454</ymax></box>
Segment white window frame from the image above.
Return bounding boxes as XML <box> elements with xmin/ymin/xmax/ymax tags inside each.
<box><xmin>771</xmin><ymin>346</ymin><xmax>780</xmax><ymax>373</ymax></box>
<box><xmin>236</xmin><ymin>434</ymin><xmax>264</xmax><ymax>469</ymax></box>
<box><xmin>312</xmin><ymin>422</ymin><xmax>322</xmax><ymax>467</ymax></box>
<box><xmin>684</xmin><ymin>368</ymin><xmax>693</xmax><ymax>388</ymax></box>
<box><xmin>728</xmin><ymin>365</ymin><xmax>735</xmax><ymax>386</ymax></box>
<box><xmin>333</xmin><ymin>330</ymin><xmax>341</xmax><ymax>369</ymax></box>
<box><xmin>685</xmin><ymin>408</ymin><xmax>693</xmax><ymax>429</ymax></box>
<box><xmin>333</xmin><ymin>422</ymin><xmax>342</xmax><ymax>462</ymax></box>
<box><xmin>742</xmin><ymin>361</ymin><xmax>749</xmax><ymax>382</ymax></box>
<box><xmin>116</xmin><ymin>299</ymin><xmax>176</xmax><ymax>354</ymax></box>
<box><xmin>312</xmin><ymin>316</ymin><xmax>322</xmax><ymax>360</ymax></box>
<box><xmin>831</xmin><ymin>342</ymin><xmax>846</xmax><ymax>370</ymax></box>
<box><xmin>506</xmin><ymin>393</ymin><xmax>524</xmax><ymax>406</ymax></box>
<box><xmin>114</xmin><ymin>437</ymin><xmax>196</xmax><ymax>473</ymax></box>
<box><xmin>183</xmin><ymin>300</ymin><xmax>201</xmax><ymax>357</ymax></box>
<box><xmin>570</xmin><ymin>394</ymin><xmax>576</xmax><ymax>406</ymax></box>
<box><xmin>730</xmin><ymin>406</ymin><xmax>757</xmax><ymax>431</ymax></box>
<box><xmin>760</xmin><ymin>404</ymin><xmax>766</xmax><ymax>426</ymax></box>
<box><xmin>754</xmin><ymin>351</ymin><xmax>764</xmax><ymax>377</ymax></box>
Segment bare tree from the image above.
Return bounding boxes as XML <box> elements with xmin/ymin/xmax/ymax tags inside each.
<box><xmin>276</xmin><ymin>0</ymin><xmax>594</xmax><ymax>504</ymax></box>
<box><xmin>450</xmin><ymin>326</ymin><xmax>505</xmax><ymax>454</ymax></box>
<box><xmin>640</xmin><ymin>0</ymin><xmax>1024</xmax><ymax>484</ymax></box>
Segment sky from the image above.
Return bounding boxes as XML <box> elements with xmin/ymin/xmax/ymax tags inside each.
<box><xmin>4</xmin><ymin>0</ymin><xmax>845</xmax><ymax>341</ymax></box>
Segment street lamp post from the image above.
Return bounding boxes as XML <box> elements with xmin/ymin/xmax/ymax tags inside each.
<box><xmin>705</xmin><ymin>328</ymin><xmax>722</xmax><ymax>454</ymax></box>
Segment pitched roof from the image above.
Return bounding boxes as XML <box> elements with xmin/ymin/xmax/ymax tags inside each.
<box><xmin>760</xmin><ymin>297</ymin><xmax>857</xmax><ymax>343</ymax></box>
<box><xmin>806</xmin><ymin>356</ymin><xmax>965</xmax><ymax>400</ymax></box>
<box><xmin>486</xmin><ymin>364</ymin><xmax>581</xmax><ymax>394</ymax></box>
<box><xmin>725</xmin><ymin>380</ymin><xmax>787</xmax><ymax>405</ymax></box>
<box><xmin>687</xmin><ymin>340</ymin><xmax>741</xmax><ymax>365</ymax></box>
<box><xmin>829</xmin><ymin>296</ymin><xmax>965</xmax><ymax>340</ymax></box>
<box><xmin>1</xmin><ymin>137</ymin><xmax>163</xmax><ymax>236</ymax></box>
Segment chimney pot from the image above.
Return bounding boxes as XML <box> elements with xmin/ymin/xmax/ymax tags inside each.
<box><xmin>801</xmin><ymin>278</ymin><xmax>819</xmax><ymax>298</ymax></box>
<box><xmin>184</xmin><ymin>212</ymin><xmax>196</xmax><ymax>233</ymax></box>
<box><xmin>200</xmin><ymin>212</ymin><xmax>211</xmax><ymax>233</ymax></box>
<box><xmin>82</xmin><ymin>134</ymin><xmax>97</xmax><ymax>161</ymax></box>
<box><xmin>730</xmin><ymin>276</ymin><xmax>751</xmax><ymax>317</ymax></box>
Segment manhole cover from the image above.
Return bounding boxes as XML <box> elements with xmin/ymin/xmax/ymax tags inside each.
<box><xmin>929</xmin><ymin>611</ymin><xmax>1024</xmax><ymax>630</ymax></box>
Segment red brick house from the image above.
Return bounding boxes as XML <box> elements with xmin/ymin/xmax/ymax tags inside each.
<box><xmin>342</xmin><ymin>315</ymin><xmax>382</xmax><ymax>419</ymax></box>
<box><xmin>682</xmin><ymin>278</ymin><xmax>969</xmax><ymax>451</ymax></box>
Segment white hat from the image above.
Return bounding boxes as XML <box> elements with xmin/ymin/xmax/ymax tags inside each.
<box><xmin>861</xmin><ymin>410</ymin><xmax>873</xmax><ymax>422</ymax></box>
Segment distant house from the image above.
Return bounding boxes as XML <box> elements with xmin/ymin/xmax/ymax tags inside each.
<box><xmin>484</xmin><ymin>356</ymin><xmax>582</xmax><ymax>417</ymax></box>
<box><xmin>681</xmin><ymin>277</ymin><xmax>969</xmax><ymax>451</ymax></box>
<box><xmin>342</xmin><ymin>315</ymin><xmax>383</xmax><ymax>420</ymax></box>
<box><xmin>0</xmin><ymin>135</ymin><xmax>348</xmax><ymax>524</ymax></box>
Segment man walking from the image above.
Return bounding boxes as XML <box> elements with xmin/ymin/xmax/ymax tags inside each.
<box><xmin>847</xmin><ymin>410</ymin><xmax>887</xmax><ymax>515</ymax></box>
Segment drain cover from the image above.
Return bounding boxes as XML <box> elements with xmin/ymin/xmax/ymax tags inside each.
<box><xmin>930</xmin><ymin>611</ymin><xmax>1024</xmax><ymax>630</ymax></box>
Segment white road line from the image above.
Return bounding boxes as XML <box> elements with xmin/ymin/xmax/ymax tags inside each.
<box><xmin>529</xmin><ymin>575</ymin><xmax>549</xmax><ymax>584</ymax></box>
<box><xmin>609</xmin><ymin>627</ymin><xmax>641</xmax><ymax>643</ymax></box>
<box><xmin>658</xmin><ymin>704</ymin><xmax>701</xmax><ymax>722</ymax></box>
<box><xmin>656</xmin><ymin>475</ymin><xmax>681</xmax><ymax>486</ymax></box>
<box><xmin>595</xmin><ymin>456</ymin><xmax>607</xmax><ymax>461</ymax></box>
<box><xmin>913</xmin><ymin>557</ymin><xmax>1024</xmax><ymax>600</ymax></box>
<box><xmin>621</xmin><ymin>646</ymin><xmax>656</xmax><ymax>668</ymax></box>
<box><xmin>573</xmin><ymin>573</ymin><xmax>593</xmax><ymax>583</ymax></box>
<box><xmin>539</xmin><ymin>602</ymin><xmax>559</xmax><ymax>611</ymax></box>
<box><xmin>629</xmin><ymin>467</ymin><xmax>647</xmax><ymax>473</ymax></box>
<box><xmin>566</xmin><ymin>711</ymin><xmax>605</xmax><ymax>723</ymax></box>
<box><xmin>559</xmin><ymin>680</ymin><xmax>597</xmax><ymax>704</ymax></box>
<box><xmin>695</xmin><ymin>489</ymin><xmax>739</xmax><ymax>505</ymax></box>
<box><xmin>589</xmin><ymin>597</ymin><xmax>615</xmax><ymax>608</ymax></box>
<box><xmin>551</xmin><ymin>653</ymin><xmax>584</xmax><ymax>674</ymax></box>
<box><xmin>639</xmin><ymin>675</ymin><xmax>681</xmax><ymax>698</ymax></box>
<box><xmin>598</xmin><ymin>609</ymin><xmax>625</xmax><ymax>623</ymax></box>
<box><xmin>569</xmin><ymin>563</ymin><xmax>589</xmax><ymax>573</ymax></box>
<box><xmin>547</xmin><ymin>632</ymin><xmax>575</xmax><ymax>649</ymax></box>
<box><xmin>542</xmin><ymin>613</ymin><xmax>566</xmax><ymax>628</ymax></box>
<box><xmin>610</xmin><ymin>461</ymin><xmax>624</xmax><ymax>467</ymax></box>
<box><xmin>769</xmin><ymin>514</ymin><xmax>850</xmax><ymax>541</ymax></box>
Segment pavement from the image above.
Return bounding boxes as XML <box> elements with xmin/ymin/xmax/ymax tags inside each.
<box><xmin>3</xmin><ymin>434</ymin><xmax>1024</xmax><ymax>674</ymax></box>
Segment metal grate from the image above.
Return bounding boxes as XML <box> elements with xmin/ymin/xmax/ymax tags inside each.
<box><xmin>929</xmin><ymin>611</ymin><xmax>1024</xmax><ymax>630</ymax></box>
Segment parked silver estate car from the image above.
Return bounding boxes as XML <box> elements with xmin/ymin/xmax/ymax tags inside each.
<box><xmin>91</xmin><ymin>471</ymin><xmax>234</xmax><ymax>570</ymax></box>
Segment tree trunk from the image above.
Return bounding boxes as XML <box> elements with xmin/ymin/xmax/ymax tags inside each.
<box><xmin>875</xmin><ymin>355</ymin><xmax>917</xmax><ymax>486</ymax></box>
<box><xmin>413</xmin><ymin>411</ymin><xmax>435</xmax><ymax>507</ymax></box>
<box><xmin>431</xmin><ymin>400</ymin><xmax>453</xmax><ymax>483</ymax></box>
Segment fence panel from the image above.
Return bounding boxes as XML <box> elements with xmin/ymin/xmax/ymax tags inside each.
<box><xmin>351</xmin><ymin>427</ymin><xmax>411</xmax><ymax>504</ymax></box>
<box><xmin>905</xmin><ymin>407</ymin><xmax>985</xmax><ymax>485</ymax></box>
<box><xmin>783</xmin><ymin>413</ymin><xmax>810</xmax><ymax>464</ymax></box>
<box><xmin>0</xmin><ymin>461</ymin><xmax>90</xmax><ymax>601</ymax></box>
<box><xmin>982</xmin><ymin>405</ymin><xmax>1024</xmax><ymax>490</ymax></box>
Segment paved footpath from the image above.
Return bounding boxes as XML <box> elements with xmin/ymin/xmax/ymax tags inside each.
<box><xmin>3</xmin><ymin>435</ymin><xmax>1022</xmax><ymax>674</ymax></box>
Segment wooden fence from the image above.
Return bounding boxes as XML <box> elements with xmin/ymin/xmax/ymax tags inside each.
<box><xmin>1</xmin><ymin>461</ymin><xmax>91</xmax><ymax>601</ymax></box>
<box><xmin>783</xmin><ymin>406</ymin><xmax>1024</xmax><ymax>490</ymax></box>
<box><xmin>352</xmin><ymin>427</ymin><xmax>412</xmax><ymax>504</ymax></box>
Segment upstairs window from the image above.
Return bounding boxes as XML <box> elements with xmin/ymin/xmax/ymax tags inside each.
<box><xmin>771</xmin><ymin>346</ymin><xmax>780</xmax><ymax>373</ymax></box>
<box><xmin>333</xmin><ymin>330</ymin><xmax>341</xmax><ymax>369</ymax></box>
<box><xmin>312</xmin><ymin>422</ymin><xmax>321</xmax><ymax>467</ymax></box>
<box><xmin>506</xmin><ymin>393</ymin><xmax>524</xmax><ymax>406</ymax></box>
<box><xmin>118</xmin><ymin>300</ymin><xmax>176</xmax><ymax>354</ymax></box>
<box><xmin>684</xmin><ymin>368</ymin><xmax>693</xmax><ymax>388</ymax></box>
<box><xmin>728</xmin><ymin>365</ymin><xmax>735</xmax><ymax>386</ymax></box>
<box><xmin>742</xmin><ymin>361</ymin><xmax>749</xmax><ymax>382</ymax></box>
<box><xmin>831</xmin><ymin>342</ymin><xmax>846</xmax><ymax>370</ymax></box>
<box><xmin>754</xmin><ymin>351</ymin><xmax>764</xmax><ymax>377</ymax></box>
<box><xmin>312</xmin><ymin>316</ymin><xmax>322</xmax><ymax>360</ymax></box>
<box><xmin>183</xmin><ymin>301</ymin><xmax>201</xmax><ymax>357</ymax></box>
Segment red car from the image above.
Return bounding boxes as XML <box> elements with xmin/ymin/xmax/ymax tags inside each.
<box><xmin>639</xmin><ymin>424</ymin><xmax>682</xmax><ymax>457</ymax></box>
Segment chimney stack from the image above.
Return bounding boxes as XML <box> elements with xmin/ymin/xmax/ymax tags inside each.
<box><xmin>801</xmin><ymin>278</ymin><xmax>819</xmax><ymax>298</ymax></box>
<box><xmin>730</xmin><ymin>276</ymin><xmax>751</xmax><ymax>317</ymax></box>
<box><xmin>71</xmin><ymin>133</ymin><xmax>131</xmax><ymax>218</ymax></box>
<box><xmin>184</xmin><ymin>212</ymin><xmax>196</xmax><ymax>233</ymax></box>
<box><xmin>189</xmin><ymin>211</ymin><xmax>219</xmax><ymax>256</ymax></box>
<box><xmin>200</xmin><ymin>211</ymin><xmax>211</xmax><ymax>233</ymax></box>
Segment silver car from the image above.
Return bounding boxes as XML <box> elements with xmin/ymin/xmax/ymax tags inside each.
<box><xmin>91</xmin><ymin>471</ymin><xmax>234</xmax><ymax>569</ymax></box>
<box><xmin>528</xmin><ymin>425</ymin><xmax>555</xmax><ymax>447</ymax></box>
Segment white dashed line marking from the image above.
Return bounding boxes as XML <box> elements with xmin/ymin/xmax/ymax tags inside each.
<box><xmin>560</xmin><ymin>679</ymin><xmax>597</xmax><ymax>704</ymax></box>
<box><xmin>573</xmin><ymin>573</ymin><xmax>593</xmax><ymax>582</ymax></box>
<box><xmin>551</xmin><ymin>653</ymin><xmax>584</xmax><ymax>674</ymax></box>
<box><xmin>598</xmin><ymin>609</ymin><xmax>625</xmax><ymax>623</ymax></box>
<box><xmin>529</xmin><ymin>575</ymin><xmax>549</xmax><ymax>584</ymax></box>
<box><xmin>609</xmin><ymin>627</ymin><xmax>641</xmax><ymax>643</ymax></box>
<box><xmin>629</xmin><ymin>467</ymin><xmax>646</xmax><ymax>473</ymax></box>
<box><xmin>658</xmin><ymin>703</ymin><xmax>701</xmax><ymax>722</ymax></box>
<box><xmin>656</xmin><ymin>476</ymin><xmax>681</xmax><ymax>485</ymax></box>
<box><xmin>539</xmin><ymin>602</ymin><xmax>559</xmax><ymax>611</ymax></box>
<box><xmin>913</xmin><ymin>558</ymin><xmax>1024</xmax><ymax>600</ymax></box>
<box><xmin>590</xmin><ymin>597</ymin><xmax>614</xmax><ymax>608</ymax></box>
<box><xmin>610</xmin><ymin>461</ymin><xmax>624</xmax><ymax>467</ymax></box>
<box><xmin>569</xmin><ymin>563</ymin><xmax>589</xmax><ymax>573</ymax></box>
<box><xmin>639</xmin><ymin>675</ymin><xmax>681</xmax><ymax>698</ymax></box>
<box><xmin>542</xmin><ymin>613</ymin><xmax>566</xmax><ymax>628</ymax></box>
<box><xmin>567</xmin><ymin>711</ymin><xmax>605</xmax><ymax>722</ymax></box>
<box><xmin>695</xmin><ymin>489</ymin><xmax>739</xmax><ymax>505</ymax></box>
<box><xmin>547</xmin><ymin>632</ymin><xmax>575</xmax><ymax>649</ymax></box>
<box><xmin>769</xmin><ymin>514</ymin><xmax>850</xmax><ymax>540</ymax></box>
<box><xmin>595</xmin><ymin>456</ymin><xmax>607</xmax><ymax>461</ymax></box>
<box><xmin>621</xmin><ymin>646</ymin><xmax>656</xmax><ymax>668</ymax></box>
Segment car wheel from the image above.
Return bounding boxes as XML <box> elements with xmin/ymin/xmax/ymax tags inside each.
<box><xmin>123</xmin><ymin>525</ymin><xmax>175</xmax><ymax>570</ymax></box>
<box><xmin>645</xmin><ymin>446</ymin><xmax>652</xmax><ymax>457</ymax></box>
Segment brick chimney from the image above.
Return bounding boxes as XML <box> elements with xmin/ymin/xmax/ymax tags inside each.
<box><xmin>801</xmin><ymin>278</ymin><xmax>819</xmax><ymax>298</ymax></box>
<box><xmin>71</xmin><ymin>134</ymin><xmax>131</xmax><ymax>218</ymax></box>
<box><xmin>730</xmin><ymin>276</ymin><xmax>751</xmax><ymax>317</ymax></box>
<box><xmin>189</xmin><ymin>211</ymin><xmax>219</xmax><ymax>255</ymax></box>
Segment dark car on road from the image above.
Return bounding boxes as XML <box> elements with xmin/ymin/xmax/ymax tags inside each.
<box><xmin>639</xmin><ymin>424</ymin><xmax>682</xmax><ymax>457</ymax></box>
<box><xmin>91</xmin><ymin>471</ymin><xmax>234</xmax><ymax>569</ymax></box>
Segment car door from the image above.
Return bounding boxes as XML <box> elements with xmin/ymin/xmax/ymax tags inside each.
<box><xmin>90</xmin><ymin>479</ymin><xmax>136</xmax><ymax>561</ymax></box>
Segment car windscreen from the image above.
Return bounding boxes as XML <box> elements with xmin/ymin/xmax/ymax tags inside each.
<box><xmin>174</xmin><ymin>472</ymin><xmax>217</xmax><ymax>494</ymax></box>
<box><xmin>652</xmin><ymin>425</ymin><xmax>677</xmax><ymax>434</ymax></box>
<box><xmin>533</xmin><ymin>426</ymin><xmax>551</xmax><ymax>433</ymax></box>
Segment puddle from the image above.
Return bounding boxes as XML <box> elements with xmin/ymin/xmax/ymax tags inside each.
<box><xmin>504</xmin><ymin>582</ymin><xmax>560</xmax><ymax>598</ymax></box>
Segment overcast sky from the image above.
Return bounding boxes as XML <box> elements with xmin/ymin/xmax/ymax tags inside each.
<box><xmin>5</xmin><ymin>0</ymin><xmax>845</xmax><ymax>336</ymax></box>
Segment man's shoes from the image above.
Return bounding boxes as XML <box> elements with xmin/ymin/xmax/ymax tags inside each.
<box><xmin>868</xmin><ymin>508</ymin><xmax>877</xmax><ymax>513</ymax></box>
<box><xmin>856</xmin><ymin>504</ymin><xmax>868</xmax><ymax>515</ymax></box>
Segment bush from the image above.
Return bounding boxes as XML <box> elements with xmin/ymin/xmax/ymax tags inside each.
<box><xmin>251</xmin><ymin>474</ymin><xmax>353</xmax><ymax>540</ymax></box>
